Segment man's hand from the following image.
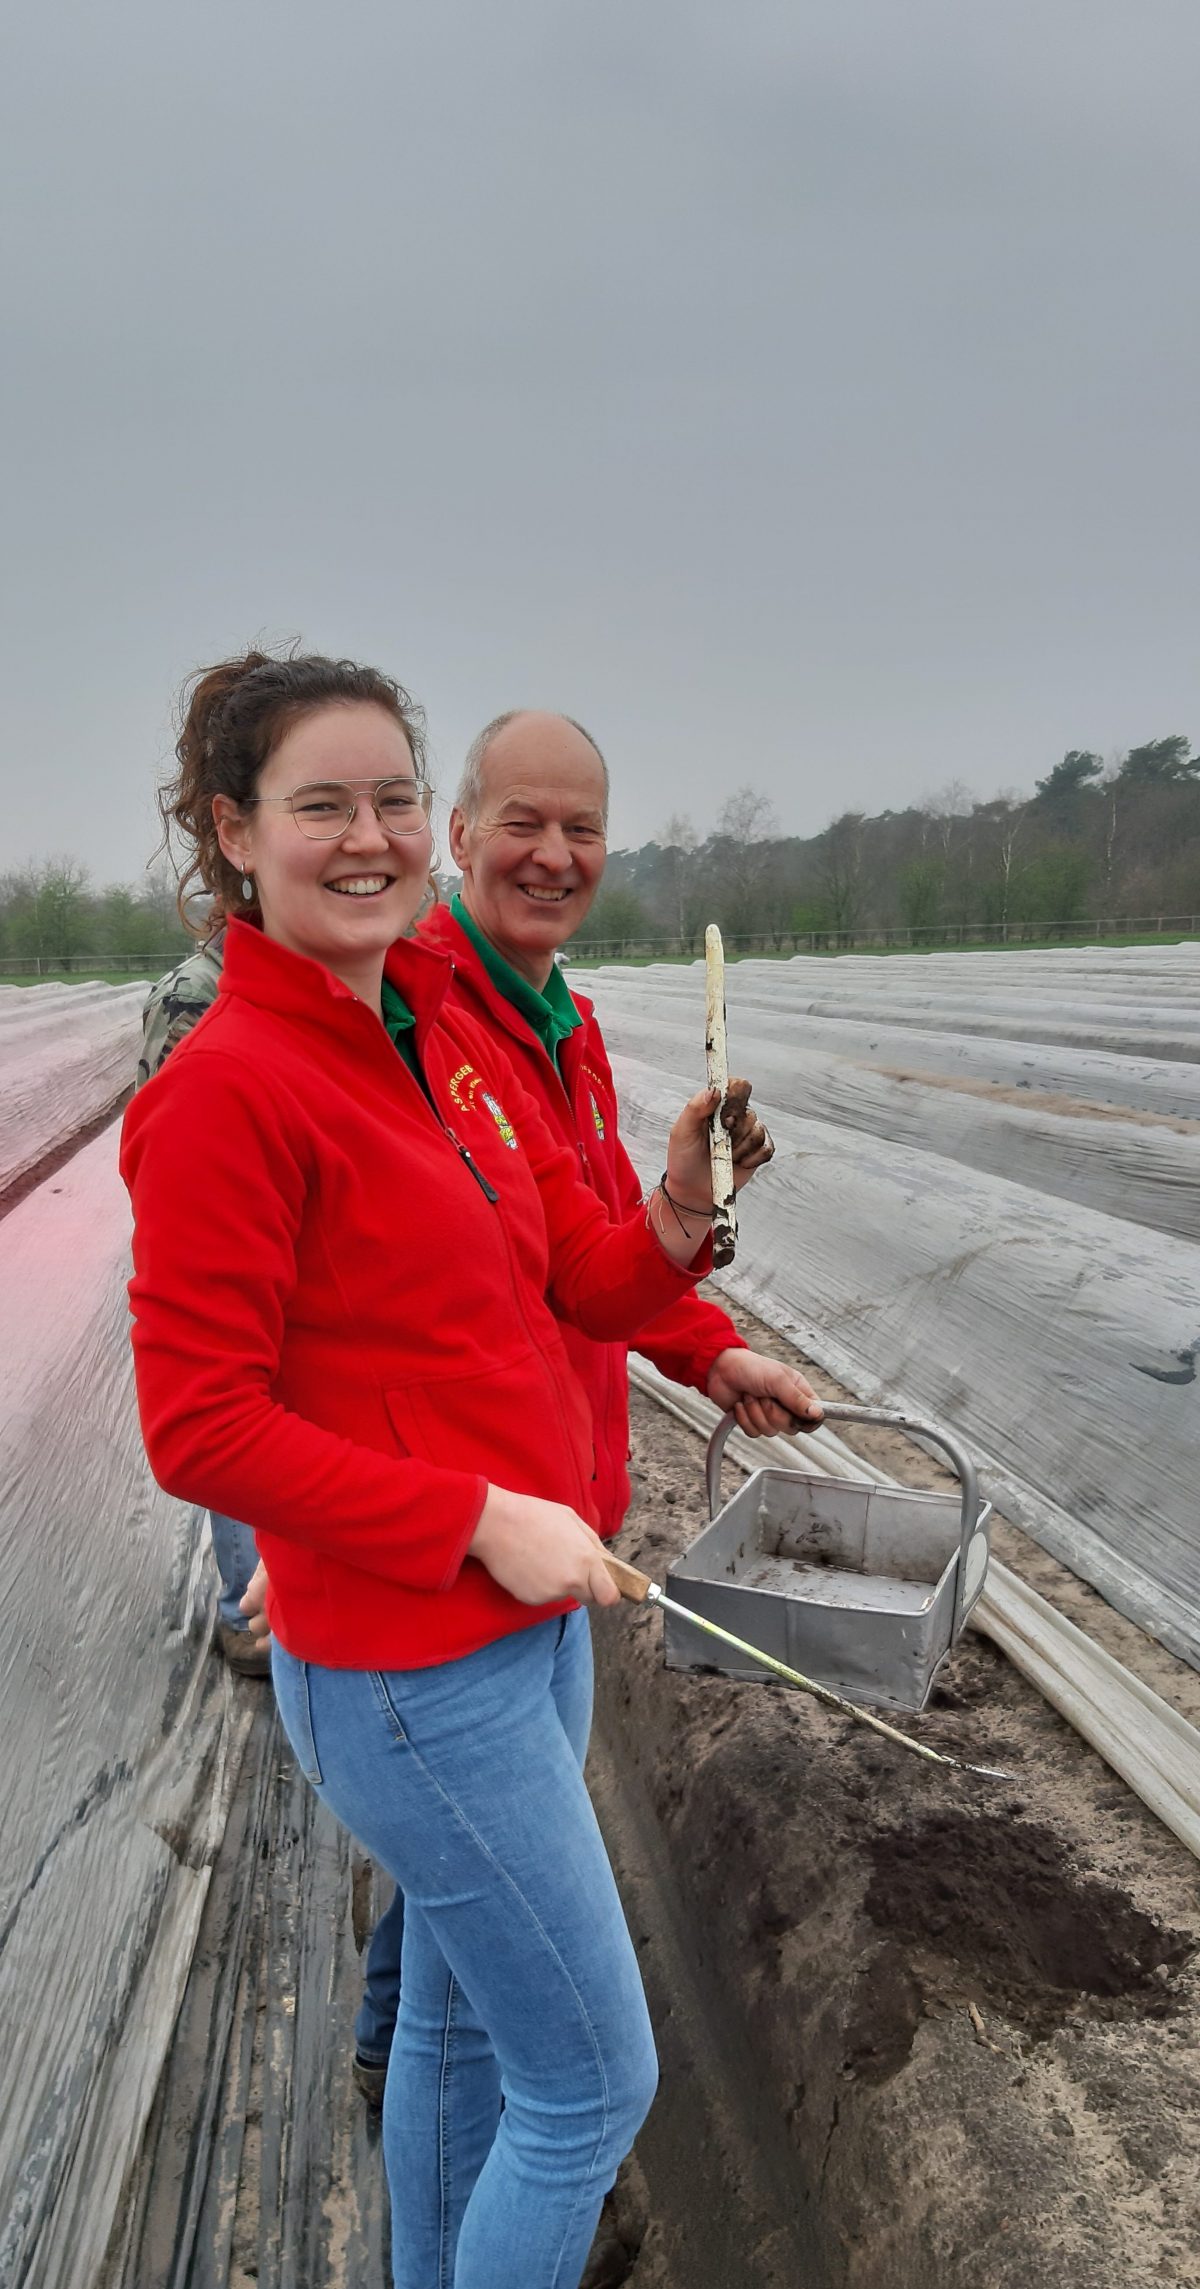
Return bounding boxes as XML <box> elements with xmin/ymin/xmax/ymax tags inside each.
<box><xmin>720</xmin><ymin>1078</ymin><xmax>774</xmax><ymax>1189</ymax></box>
<box><xmin>240</xmin><ymin>1558</ymin><xmax>272</xmax><ymax>1643</ymax></box>
<box><xmin>706</xmin><ymin>1348</ymin><xmax>824</xmax><ymax>1438</ymax></box>
<box><xmin>662</xmin><ymin>1079</ymin><xmax>774</xmax><ymax>1224</ymax></box>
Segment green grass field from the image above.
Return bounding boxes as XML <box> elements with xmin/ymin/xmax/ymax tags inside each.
<box><xmin>2</xmin><ymin>968</ymin><xmax>163</xmax><ymax>987</ymax></box>
<box><xmin>3</xmin><ymin>925</ymin><xmax>1195</xmax><ymax>987</ymax></box>
<box><xmin>565</xmin><ymin>927</ymin><xmax>1199</xmax><ymax>967</ymax></box>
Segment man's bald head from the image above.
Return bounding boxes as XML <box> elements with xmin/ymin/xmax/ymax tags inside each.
<box><xmin>448</xmin><ymin>710</ymin><xmax>610</xmax><ymax>988</ymax></box>
<box><xmin>455</xmin><ymin>711</ymin><xmax>609</xmax><ymax>825</ymax></box>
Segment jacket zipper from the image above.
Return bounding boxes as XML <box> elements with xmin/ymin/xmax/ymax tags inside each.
<box><xmin>384</xmin><ymin>988</ymin><xmax>590</xmax><ymax>1511</ymax></box>
<box><xmin>445</xmin><ymin>1125</ymin><xmax>499</xmax><ymax>1203</ymax></box>
<box><xmin>357</xmin><ymin>1000</ymin><xmax>502</xmax><ymax>1206</ymax></box>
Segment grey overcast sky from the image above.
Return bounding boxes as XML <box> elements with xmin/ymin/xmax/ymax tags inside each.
<box><xmin>2</xmin><ymin>0</ymin><xmax>1198</xmax><ymax>882</ymax></box>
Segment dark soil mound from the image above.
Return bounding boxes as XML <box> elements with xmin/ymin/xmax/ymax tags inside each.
<box><xmin>865</xmin><ymin>1811</ymin><xmax>1194</xmax><ymax>2036</ymax></box>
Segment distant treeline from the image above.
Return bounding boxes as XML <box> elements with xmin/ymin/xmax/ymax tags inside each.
<box><xmin>0</xmin><ymin>860</ymin><xmax>190</xmax><ymax>968</ymax></box>
<box><xmin>5</xmin><ymin>738</ymin><xmax>1200</xmax><ymax>968</ymax></box>
<box><xmin>577</xmin><ymin>738</ymin><xmax>1200</xmax><ymax>950</ymax></box>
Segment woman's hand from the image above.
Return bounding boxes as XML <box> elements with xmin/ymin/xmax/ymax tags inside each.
<box><xmin>663</xmin><ymin>1080</ymin><xmax>775</xmax><ymax>1214</ymax></box>
<box><xmin>468</xmin><ymin>1486</ymin><xmax>620</xmax><ymax>1607</ymax></box>
<box><xmin>240</xmin><ymin>1557</ymin><xmax>273</xmax><ymax>1643</ymax></box>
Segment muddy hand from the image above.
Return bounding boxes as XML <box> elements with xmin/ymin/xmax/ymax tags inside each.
<box><xmin>706</xmin><ymin>1347</ymin><xmax>823</xmax><ymax>1437</ymax></box>
<box><xmin>722</xmin><ymin>1078</ymin><xmax>774</xmax><ymax>1188</ymax></box>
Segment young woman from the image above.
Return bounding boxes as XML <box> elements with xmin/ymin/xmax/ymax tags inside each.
<box><xmin>121</xmin><ymin>650</ymin><xmax>773</xmax><ymax>2289</ymax></box>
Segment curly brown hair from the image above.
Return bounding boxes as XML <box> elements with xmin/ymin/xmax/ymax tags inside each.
<box><xmin>159</xmin><ymin>648</ymin><xmax>429</xmax><ymax>933</ymax></box>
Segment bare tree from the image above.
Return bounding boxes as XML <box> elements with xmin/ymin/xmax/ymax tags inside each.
<box><xmin>973</xmin><ymin>796</ymin><xmax>1027</xmax><ymax>940</ymax></box>
<box><xmin>140</xmin><ymin>857</ymin><xmax>190</xmax><ymax>937</ymax></box>
<box><xmin>716</xmin><ymin>787</ymin><xmax>778</xmax><ymax>844</ymax></box>
<box><xmin>918</xmin><ymin>782</ymin><xmax>975</xmax><ymax>929</ymax></box>
<box><xmin>659</xmin><ymin>811</ymin><xmax>702</xmax><ymax>951</ymax></box>
<box><xmin>711</xmin><ymin>785</ymin><xmax>780</xmax><ymax>938</ymax></box>
<box><xmin>817</xmin><ymin>812</ymin><xmax>865</xmax><ymax>941</ymax></box>
<box><xmin>1099</xmin><ymin>757</ymin><xmax>1122</xmax><ymax>915</ymax></box>
<box><xmin>920</xmin><ymin>780</ymin><xmax>973</xmax><ymax>855</ymax></box>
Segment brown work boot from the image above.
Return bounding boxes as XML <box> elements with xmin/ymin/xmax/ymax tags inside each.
<box><xmin>352</xmin><ymin>2052</ymin><xmax>389</xmax><ymax>2110</ymax></box>
<box><xmin>215</xmin><ymin>1621</ymin><xmax>272</xmax><ymax>1679</ymax></box>
<box><xmin>579</xmin><ymin>2167</ymin><xmax>646</xmax><ymax>2289</ymax></box>
<box><xmin>579</xmin><ymin>2222</ymin><xmax>636</xmax><ymax>2289</ymax></box>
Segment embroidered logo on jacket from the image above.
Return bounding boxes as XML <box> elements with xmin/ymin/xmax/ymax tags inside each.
<box><xmin>448</xmin><ymin>1061</ymin><xmax>485</xmax><ymax>1110</ymax></box>
<box><xmin>481</xmin><ymin>1091</ymin><xmax>518</xmax><ymax>1150</ymax></box>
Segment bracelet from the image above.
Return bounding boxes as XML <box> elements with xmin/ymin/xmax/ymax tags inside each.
<box><xmin>658</xmin><ymin>1171</ymin><xmax>718</xmax><ymax>1235</ymax></box>
<box><xmin>646</xmin><ymin>1185</ymin><xmax>703</xmax><ymax>1251</ymax></box>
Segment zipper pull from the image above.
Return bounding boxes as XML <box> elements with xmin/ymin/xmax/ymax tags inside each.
<box><xmin>446</xmin><ymin>1126</ymin><xmax>499</xmax><ymax>1203</ymax></box>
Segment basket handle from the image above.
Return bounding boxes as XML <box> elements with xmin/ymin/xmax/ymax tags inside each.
<box><xmin>704</xmin><ymin>1403</ymin><xmax>983</xmax><ymax>1642</ymax></box>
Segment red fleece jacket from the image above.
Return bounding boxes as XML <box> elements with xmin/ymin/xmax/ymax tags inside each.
<box><xmin>120</xmin><ymin>922</ymin><xmax>711</xmax><ymax>1670</ymax></box>
<box><xmin>420</xmin><ymin>904</ymin><xmax>746</xmax><ymax>1532</ymax></box>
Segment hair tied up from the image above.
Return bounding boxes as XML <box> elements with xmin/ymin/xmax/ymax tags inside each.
<box><xmin>156</xmin><ymin>645</ymin><xmax>428</xmax><ymax>936</ymax></box>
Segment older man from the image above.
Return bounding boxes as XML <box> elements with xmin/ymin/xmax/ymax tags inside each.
<box><xmin>429</xmin><ymin>710</ymin><xmax>816</xmax><ymax>1478</ymax></box>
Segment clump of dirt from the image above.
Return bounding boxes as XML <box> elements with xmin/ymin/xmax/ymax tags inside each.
<box><xmin>842</xmin><ymin>1941</ymin><xmax>925</xmax><ymax>2084</ymax></box>
<box><xmin>865</xmin><ymin>1811</ymin><xmax>1193</xmax><ymax>2037</ymax></box>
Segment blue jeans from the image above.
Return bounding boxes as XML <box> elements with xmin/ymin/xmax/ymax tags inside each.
<box><xmin>272</xmin><ymin>1611</ymin><xmax>656</xmax><ymax>2289</ymax></box>
<box><xmin>356</xmin><ymin>1881</ymin><xmax>406</xmax><ymax>2065</ymax></box>
<box><xmin>209</xmin><ymin>1511</ymin><xmax>259</xmax><ymax>1630</ymax></box>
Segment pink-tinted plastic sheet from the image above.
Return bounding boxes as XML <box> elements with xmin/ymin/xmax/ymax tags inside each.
<box><xmin>0</xmin><ymin>982</ymin><xmax>147</xmax><ymax>1198</ymax></box>
<box><xmin>0</xmin><ymin>1124</ymin><xmax>229</xmax><ymax>2289</ymax></box>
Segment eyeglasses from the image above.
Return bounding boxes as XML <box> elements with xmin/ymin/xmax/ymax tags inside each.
<box><xmin>243</xmin><ymin>777</ymin><xmax>434</xmax><ymax>840</ymax></box>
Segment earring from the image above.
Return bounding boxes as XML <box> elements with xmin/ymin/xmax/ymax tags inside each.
<box><xmin>241</xmin><ymin>870</ymin><xmax>254</xmax><ymax>903</ymax></box>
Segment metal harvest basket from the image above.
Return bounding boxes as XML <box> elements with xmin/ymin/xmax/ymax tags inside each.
<box><xmin>663</xmin><ymin>1404</ymin><xmax>993</xmax><ymax>1714</ymax></box>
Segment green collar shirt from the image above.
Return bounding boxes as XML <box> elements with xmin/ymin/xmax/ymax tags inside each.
<box><xmin>451</xmin><ymin>894</ymin><xmax>582</xmax><ymax>1070</ymax></box>
<box><xmin>380</xmin><ymin>976</ymin><xmax>422</xmax><ymax>1083</ymax></box>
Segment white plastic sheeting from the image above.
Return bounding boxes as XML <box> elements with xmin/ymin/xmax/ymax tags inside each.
<box><xmin>585</xmin><ymin>947</ymin><xmax>1200</xmax><ymax>1117</ymax></box>
<box><xmin>579</xmin><ymin>999</ymin><xmax>1200</xmax><ymax>1241</ymax></box>
<box><xmin>640</xmin><ymin>943</ymin><xmax>1200</xmax><ymax>1062</ymax></box>
<box><xmin>628</xmin><ymin>1359</ymin><xmax>1200</xmax><ymax>1863</ymax></box>
<box><xmin>0</xmin><ymin>981</ymin><xmax>148</xmax><ymax>1199</ymax></box>
<box><xmin>573</xmin><ymin>948</ymin><xmax>1200</xmax><ymax>1671</ymax></box>
<box><xmin>0</xmin><ymin>1125</ymin><xmax>229</xmax><ymax>2289</ymax></box>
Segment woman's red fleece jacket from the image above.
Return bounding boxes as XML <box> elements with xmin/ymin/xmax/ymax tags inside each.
<box><xmin>420</xmin><ymin>903</ymin><xmax>746</xmax><ymax>1534</ymax></box>
<box><xmin>120</xmin><ymin>922</ymin><xmax>711</xmax><ymax>1670</ymax></box>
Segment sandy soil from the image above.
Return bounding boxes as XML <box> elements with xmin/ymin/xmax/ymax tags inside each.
<box><xmin>588</xmin><ymin>1296</ymin><xmax>1200</xmax><ymax>2289</ymax></box>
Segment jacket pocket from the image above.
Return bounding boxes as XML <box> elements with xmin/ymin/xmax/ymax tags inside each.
<box><xmin>385</xmin><ymin>1348</ymin><xmax>594</xmax><ymax>1509</ymax></box>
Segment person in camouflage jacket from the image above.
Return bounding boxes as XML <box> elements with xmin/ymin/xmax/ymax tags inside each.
<box><xmin>137</xmin><ymin>925</ymin><xmax>269</xmax><ymax>1675</ymax></box>
<box><xmin>137</xmin><ymin>929</ymin><xmax>227</xmax><ymax>1089</ymax></box>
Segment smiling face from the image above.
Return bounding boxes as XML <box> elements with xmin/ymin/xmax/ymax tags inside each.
<box><xmin>213</xmin><ymin>701</ymin><xmax>433</xmax><ymax>1004</ymax></box>
<box><xmin>448</xmin><ymin>713</ymin><xmax>608</xmax><ymax>988</ymax></box>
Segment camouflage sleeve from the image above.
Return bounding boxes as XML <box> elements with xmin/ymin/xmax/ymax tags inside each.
<box><xmin>136</xmin><ymin>941</ymin><xmax>224</xmax><ymax>1088</ymax></box>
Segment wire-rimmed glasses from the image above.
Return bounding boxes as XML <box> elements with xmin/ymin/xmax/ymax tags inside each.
<box><xmin>244</xmin><ymin>778</ymin><xmax>434</xmax><ymax>840</ymax></box>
